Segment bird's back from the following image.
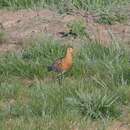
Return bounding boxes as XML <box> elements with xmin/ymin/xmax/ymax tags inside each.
<box><xmin>48</xmin><ymin>57</ymin><xmax>72</xmax><ymax>73</ymax></box>
<box><xmin>48</xmin><ymin>58</ymin><xmax>63</xmax><ymax>72</ymax></box>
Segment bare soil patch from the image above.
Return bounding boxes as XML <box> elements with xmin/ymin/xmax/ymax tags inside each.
<box><xmin>0</xmin><ymin>9</ymin><xmax>130</xmax><ymax>51</ymax></box>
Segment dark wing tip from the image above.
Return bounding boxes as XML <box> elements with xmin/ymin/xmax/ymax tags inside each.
<box><xmin>47</xmin><ymin>66</ymin><xmax>52</xmax><ymax>71</ymax></box>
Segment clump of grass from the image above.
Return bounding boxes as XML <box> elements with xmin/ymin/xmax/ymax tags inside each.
<box><xmin>66</xmin><ymin>90</ymin><xmax>120</xmax><ymax>119</ymax></box>
<box><xmin>96</xmin><ymin>12</ymin><xmax>128</xmax><ymax>25</ymax></box>
<box><xmin>0</xmin><ymin>31</ymin><xmax>6</xmax><ymax>44</ymax></box>
<box><xmin>0</xmin><ymin>0</ymin><xmax>42</xmax><ymax>9</ymax></box>
<box><xmin>67</xmin><ymin>20</ymin><xmax>89</xmax><ymax>38</ymax></box>
<box><xmin>115</xmin><ymin>85</ymin><xmax>130</xmax><ymax>105</ymax></box>
<box><xmin>0</xmin><ymin>82</ymin><xmax>20</xmax><ymax>99</ymax></box>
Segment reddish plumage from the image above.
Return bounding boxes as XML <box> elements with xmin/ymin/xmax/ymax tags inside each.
<box><xmin>48</xmin><ymin>47</ymin><xmax>74</xmax><ymax>73</ymax></box>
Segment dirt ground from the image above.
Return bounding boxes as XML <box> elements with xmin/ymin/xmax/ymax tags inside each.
<box><xmin>0</xmin><ymin>9</ymin><xmax>130</xmax><ymax>52</ymax></box>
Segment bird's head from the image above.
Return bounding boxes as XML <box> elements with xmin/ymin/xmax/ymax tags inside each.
<box><xmin>67</xmin><ymin>47</ymin><xmax>74</xmax><ymax>55</ymax></box>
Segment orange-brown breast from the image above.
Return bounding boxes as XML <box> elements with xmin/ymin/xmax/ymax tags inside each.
<box><xmin>60</xmin><ymin>57</ymin><xmax>73</xmax><ymax>71</ymax></box>
<box><xmin>49</xmin><ymin>49</ymin><xmax>73</xmax><ymax>73</ymax></box>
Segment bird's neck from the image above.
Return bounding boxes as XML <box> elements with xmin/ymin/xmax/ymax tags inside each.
<box><xmin>64</xmin><ymin>53</ymin><xmax>73</xmax><ymax>62</ymax></box>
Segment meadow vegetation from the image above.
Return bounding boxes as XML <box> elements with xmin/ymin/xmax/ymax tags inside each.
<box><xmin>0</xmin><ymin>0</ymin><xmax>130</xmax><ymax>129</ymax></box>
<box><xmin>0</xmin><ymin>38</ymin><xmax>130</xmax><ymax>129</ymax></box>
<box><xmin>0</xmin><ymin>0</ymin><xmax>129</xmax><ymax>11</ymax></box>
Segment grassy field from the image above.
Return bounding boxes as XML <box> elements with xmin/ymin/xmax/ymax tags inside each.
<box><xmin>0</xmin><ymin>0</ymin><xmax>129</xmax><ymax>12</ymax></box>
<box><xmin>0</xmin><ymin>37</ymin><xmax>129</xmax><ymax>129</ymax></box>
<box><xmin>0</xmin><ymin>0</ymin><xmax>130</xmax><ymax>130</ymax></box>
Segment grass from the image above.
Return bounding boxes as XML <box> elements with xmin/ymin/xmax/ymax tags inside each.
<box><xmin>66</xmin><ymin>89</ymin><xmax>120</xmax><ymax>119</ymax></box>
<box><xmin>0</xmin><ymin>0</ymin><xmax>130</xmax><ymax>129</ymax></box>
<box><xmin>0</xmin><ymin>37</ymin><xmax>130</xmax><ymax>129</ymax></box>
<box><xmin>96</xmin><ymin>12</ymin><xmax>128</xmax><ymax>25</ymax></box>
<box><xmin>0</xmin><ymin>31</ymin><xmax>6</xmax><ymax>44</ymax></box>
<box><xmin>66</xmin><ymin>20</ymin><xmax>89</xmax><ymax>39</ymax></box>
<box><xmin>0</xmin><ymin>0</ymin><xmax>129</xmax><ymax>12</ymax></box>
<box><xmin>0</xmin><ymin>38</ymin><xmax>130</xmax><ymax>81</ymax></box>
<box><xmin>59</xmin><ymin>20</ymin><xmax>90</xmax><ymax>39</ymax></box>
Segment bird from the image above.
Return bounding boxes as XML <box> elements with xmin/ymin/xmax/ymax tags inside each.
<box><xmin>47</xmin><ymin>47</ymin><xmax>74</xmax><ymax>84</ymax></box>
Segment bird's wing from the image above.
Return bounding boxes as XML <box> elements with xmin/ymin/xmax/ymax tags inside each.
<box><xmin>53</xmin><ymin>58</ymin><xmax>64</xmax><ymax>67</ymax></box>
<box><xmin>51</xmin><ymin>58</ymin><xmax>64</xmax><ymax>72</ymax></box>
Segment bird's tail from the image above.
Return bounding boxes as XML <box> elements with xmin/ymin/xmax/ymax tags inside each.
<box><xmin>47</xmin><ymin>66</ymin><xmax>52</xmax><ymax>71</ymax></box>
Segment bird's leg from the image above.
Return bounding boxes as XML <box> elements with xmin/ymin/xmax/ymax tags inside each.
<box><xmin>58</xmin><ymin>72</ymin><xmax>63</xmax><ymax>85</ymax></box>
<box><xmin>61</xmin><ymin>71</ymin><xmax>65</xmax><ymax>84</ymax></box>
<box><xmin>57</xmin><ymin>72</ymin><xmax>64</xmax><ymax>85</ymax></box>
<box><xmin>59</xmin><ymin>75</ymin><xmax>62</xmax><ymax>85</ymax></box>
<box><xmin>56</xmin><ymin>73</ymin><xmax>61</xmax><ymax>84</ymax></box>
